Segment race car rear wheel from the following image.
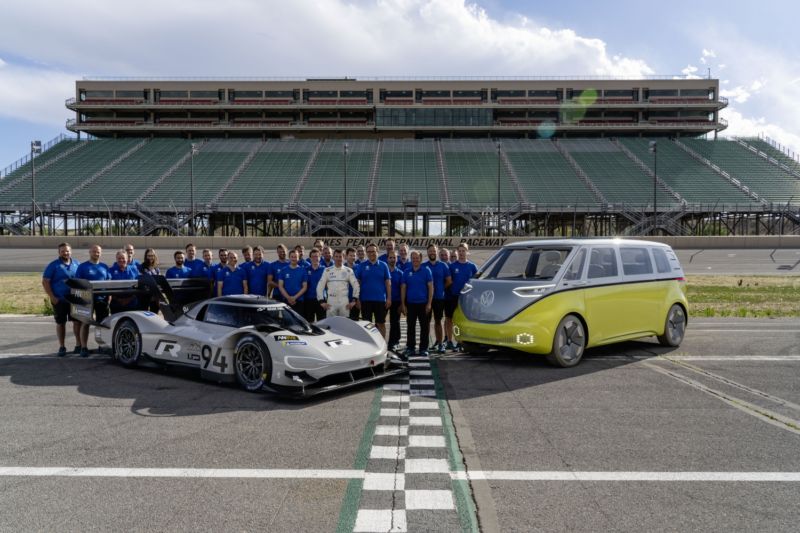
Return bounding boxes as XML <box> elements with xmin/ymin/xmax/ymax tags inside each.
<box><xmin>546</xmin><ymin>314</ymin><xmax>586</xmax><ymax>368</ymax></box>
<box><xmin>657</xmin><ymin>304</ymin><xmax>686</xmax><ymax>347</ymax></box>
<box><xmin>113</xmin><ymin>319</ymin><xmax>142</xmax><ymax>367</ymax></box>
<box><xmin>234</xmin><ymin>335</ymin><xmax>272</xmax><ymax>392</ymax></box>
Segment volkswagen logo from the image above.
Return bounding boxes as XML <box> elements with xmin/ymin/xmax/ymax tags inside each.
<box><xmin>479</xmin><ymin>290</ymin><xmax>495</xmax><ymax>307</ymax></box>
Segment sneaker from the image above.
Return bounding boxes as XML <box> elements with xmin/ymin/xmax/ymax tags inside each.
<box><xmin>73</xmin><ymin>345</ymin><xmax>82</xmax><ymax>355</ymax></box>
<box><xmin>445</xmin><ymin>341</ymin><xmax>458</xmax><ymax>351</ymax></box>
<box><xmin>419</xmin><ymin>350</ymin><xmax>430</xmax><ymax>358</ymax></box>
<box><xmin>402</xmin><ymin>347</ymin><xmax>416</xmax><ymax>359</ymax></box>
<box><xmin>437</xmin><ymin>343</ymin><xmax>446</xmax><ymax>354</ymax></box>
<box><xmin>57</xmin><ymin>346</ymin><xmax>67</xmax><ymax>357</ymax></box>
<box><xmin>80</xmin><ymin>347</ymin><xmax>90</xmax><ymax>358</ymax></box>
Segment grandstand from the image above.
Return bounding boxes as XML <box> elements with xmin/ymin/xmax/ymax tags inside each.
<box><xmin>1</xmin><ymin>76</ymin><xmax>798</xmax><ymax>237</ymax></box>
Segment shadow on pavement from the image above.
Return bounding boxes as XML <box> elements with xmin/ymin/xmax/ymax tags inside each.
<box><xmin>437</xmin><ymin>339</ymin><xmax>680</xmax><ymax>400</ymax></box>
<box><xmin>0</xmin><ymin>353</ymin><xmax>370</xmax><ymax>416</ymax></box>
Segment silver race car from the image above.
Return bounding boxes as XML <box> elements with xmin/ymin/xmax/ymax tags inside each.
<box><xmin>67</xmin><ymin>276</ymin><xmax>405</xmax><ymax>397</ymax></box>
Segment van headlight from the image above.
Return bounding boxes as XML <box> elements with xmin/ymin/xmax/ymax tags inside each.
<box><xmin>516</xmin><ymin>333</ymin><xmax>535</xmax><ymax>345</ymax></box>
<box><xmin>512</xmin><ymin>284</ymin><xmax>555</xmax><ymax>298</ymax></box>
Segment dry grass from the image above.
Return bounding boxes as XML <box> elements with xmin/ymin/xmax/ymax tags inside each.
<box><xmin>0</xmin><ymin>273</ymin><xmax>798</xmax><ymax>318</ymax></box>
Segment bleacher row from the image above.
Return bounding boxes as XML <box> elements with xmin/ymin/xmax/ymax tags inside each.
<box><xmin>1</xmin><ymin>137</ymin><xmax>798</xmax><ymax>210</ymax></box>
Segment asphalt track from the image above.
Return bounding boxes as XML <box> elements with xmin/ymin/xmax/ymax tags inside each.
<box><xmin>2</xmin><ymin>246</ymin><xmax>800</xmax><ymax>275</ymax></box>
<box><xmin>0</xmin><ymin>315</ymin><xmax>799</xmax><ymax>532</ymax></box>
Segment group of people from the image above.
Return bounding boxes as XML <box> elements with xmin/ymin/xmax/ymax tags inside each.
<box><xmin>42</xmin><ymin>238</ymin><xmax>478</xmax><ymax>359</ymax></box>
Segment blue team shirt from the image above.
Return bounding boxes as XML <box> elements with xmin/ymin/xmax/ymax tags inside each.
<box><xmin>306</xmin><ymin>264</ymin><xmax>325</xmax><ymax>301</ymax></box>
<box><xmin>270</xmin><ymin>259</ymin><xmax>290</xmax><ymax>300</ymax></box>
<box><xmin>448</xmin><ymin>260</ymin><xmax>478</xmax><ymax>298</ymax></box>
<box><xmin>76</xmin><ymin>261</ymin><xmax>110</xmax><ymax>282</ymax></box>
<box><xmin>43</xmin><ymin>258</ymin><xmax>80</xmax><ymax>299</ymax></box>
<box><xmin>402</xmin><ymin>266</ymin><xmax>433</xmax><ymax>304</ymax></box>
<box><xmin>423</xmin><ymin>261</ymin><xmax>451</xmax><ymax>300</ymax></box>
<box><xmin>217</xmin><ymin>266</ymin><xmax>247</xmax><ymax>295</ymax></box>
<box><xmin>280</xmin><ymin>265</ymin><xmax>308</xmax><ymax>300</ymax></box>
<box><xmin>192</xmin><ymin>262</ymin><xmax>214</xmax><ymax>279</ymax></box>
<box><xmin>246</xmin><ymin>260</ymin><xmax>271</xmax><ymax>296</ymax></box>
<box><xmin>388</xmin><ymin>266</ymin><xmax>403</xmax><ymax>302</ymax></box>
<box><xmin>185</xmin><ymin>258</ymin><xmax>205</xmax><ymax>273</ymax></box>
<box><xmin>358</xmin><ymin>260</ymin><xmax>391</xmax><ymax>302</ymax></box>
<box><xmin>166</xmin><ymin>265</ymin><xmax>192</xmax><ymax>279</ymax></box>
<box><xmin>108</xmin><ymin>263</ymin><xmax>139</xmax><ymax>280</ymax></box>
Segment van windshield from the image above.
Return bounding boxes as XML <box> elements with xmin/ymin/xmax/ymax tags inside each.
<box><xmin>480</xmin><ymin>247</ymin><xmax>572</xmax><ymax>280</ymax></box>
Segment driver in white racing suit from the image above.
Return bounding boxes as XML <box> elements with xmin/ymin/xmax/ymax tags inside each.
<box><xmin>317</xmin><ymin>248</ymin><xmax>360</xmax><ymax>317</ymax></box>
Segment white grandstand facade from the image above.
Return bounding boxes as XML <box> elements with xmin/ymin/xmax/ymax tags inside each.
<box><xmin>1</xmin><ymin>76</ymin><xmax>798</xmax><ymax>237</ymax></box>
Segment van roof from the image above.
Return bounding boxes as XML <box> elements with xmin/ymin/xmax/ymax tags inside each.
<box><xmin>506</xmin><ymin>238</ymin><xmax>672</xmax><ymax>249</ymax></box>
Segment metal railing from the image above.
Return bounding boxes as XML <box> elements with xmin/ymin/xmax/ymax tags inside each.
<box><xmin>1</xmin><ymin>134</ymin><xmax>73</xmax><ymax>178</ymax></box>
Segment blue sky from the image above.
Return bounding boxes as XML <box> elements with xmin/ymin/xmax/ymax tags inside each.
<box><xmin>1</xmin><ymin>0</ymin><xmax>799</xmax><ymax>169</ymax></box>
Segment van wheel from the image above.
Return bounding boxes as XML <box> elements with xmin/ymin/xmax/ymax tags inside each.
<box><xmin>546</xmin><ymin>314</ymin><xmax>585</xmax><ymax>368</ymax></box>
<box><xmin>657</xmin><ymin>304</ymin><xmax>686</xmax><ymax>347</ymax></box>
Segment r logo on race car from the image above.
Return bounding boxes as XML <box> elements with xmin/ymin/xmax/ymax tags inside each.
<box><xmin>155</xmin><ymin>339</ymin><xmax>181</xmax><ymax>358</ymax></box>
<box><xmin>325</xmin><ymin>339</ymin><xmax>352</xmax><ymax>348</ymax></box>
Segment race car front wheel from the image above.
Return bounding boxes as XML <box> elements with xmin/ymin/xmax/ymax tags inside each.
<box><xmin>234</xmin><ymin>335</ymin><xmax>272</xmax><ymax>392</ymax></box>
<box><xmin>113</xmin><ymin>319</ymin><xmax>142</xmax><ymax>367</ymax></box>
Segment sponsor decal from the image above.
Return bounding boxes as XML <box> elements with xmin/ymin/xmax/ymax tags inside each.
<box><xmin>143</xmin><ymin>311</ymin><xmax>156</xmax><ymax>317</ymax></box>
<box><xmin>154</xmin><ymin>339</ymin><xmax>181</xmax><ymax>358</ymax></box>
<box><xmin>283</xmin><ymin>340</ymin><xmax>308</xmax><ymax>346</ymax></box>
<box><xmin>275</xmin><ymin>334</ymin><xmax>300</xmax><ymax>341</ymax></box>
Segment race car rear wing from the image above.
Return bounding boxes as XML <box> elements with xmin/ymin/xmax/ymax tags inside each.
<box><xmin>66</xmin><ymin>275</ymin><xmax>210</xmax><ymax>325</ymax></box>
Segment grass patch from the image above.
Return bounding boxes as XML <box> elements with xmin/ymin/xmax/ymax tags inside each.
<box><xmin>687</xmin><ymin>275</ymin><xmax>800</xmax><ymax>318</ymax></box>
<box><xmin>0</xmin><ymin>274</ymin><xmax>54</xmax><ymax>315</ymax></box>
<box><xmin>0</xmin><ymin>273</ymin><xmax>798</xmax><ymax>318</ymax></box>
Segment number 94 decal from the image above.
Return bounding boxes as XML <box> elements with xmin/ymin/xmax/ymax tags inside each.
<box><xmin>201</xmin><ymin>345</ymin><xmax>229</xmax><ymax>373</ymax></box>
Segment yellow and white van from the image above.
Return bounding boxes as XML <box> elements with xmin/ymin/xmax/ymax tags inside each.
<box><xmin>452</xmin><ymin>239</ymin><xmax>687</xmax><ymax>367</ymax></box>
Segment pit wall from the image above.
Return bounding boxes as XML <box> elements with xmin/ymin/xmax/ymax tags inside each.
<box><xmin>2</xmin><ymin>235</ymin><xmax>800</xmax><ymax>250</ymax></box>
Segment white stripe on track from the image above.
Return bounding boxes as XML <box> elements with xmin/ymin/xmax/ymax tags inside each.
<box><xmin>451</xmin><ymin>471</ymin><xmax>800</xmax><ymax>482</ymax></box>
<box><xmin>0</xmin><ymin>467</ymin><xmax>364</xmax><ymax>479</ymax></box>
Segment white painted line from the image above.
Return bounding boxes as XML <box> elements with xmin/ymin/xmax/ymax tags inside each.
<box><xmin>409</xmin><ymin>370</ymin><xmax>432</xmax><ymax>376</ymax></box>
<box><xmin>381</xmin><ymin>395</ymin><xmax>409</xmax><ymax>403</ymax></box>
<box><xmin>404</xmin><ymin>459</ymin><xmax>450</xmax><ymax>474</ymax></box>
<box><xmin>408</xmin><ymin>435</ymin><xmax>446</xmax><ymax>448</ymax></box>
<box><xmin>409</xmin><ymin>416</ymin><xmax>442</xmax><ymax>427</ymax></box>
<box><xmin>363</xmin><ymin>472</ymin><xmax>405</xmax><ymax>491</ymax></box>
<box><xmin>383</xmin><ymin>383</ymin><xmax>410</xmax><ymax>391</ymax></box>
<box><xmin>374</xmin><ymin>425</ymin><xmax>409</xmax><ymax>437</ymax></box>
<box><xmin>409</xmin><ymin>389</ymin><xmax>437</xmax><ymax>397</ymax></box>
<box><xmin>354</xmin><ymin>509</ymin><xmax>407</xmax><ymax>532</ymax></box>
<box><xmin>410</xmin><ymin>379</ymin><xmax>435</xmax><ymax>386</ymax></box>
<box><xmin>0</xmin><ymin>467</ymin><xmax>364</xmax><ymax>479</ymax></box>
<box><xmin>380</xmin><ymin>408</ymin><xmax>410</xmax><ymax>417</ymax></box>
<box><xmin>451</xmin><ymin>471</ymin><xmax>800</xmax><ymax>482</ymax></box>
<box><xmin>370</xmin><ymin>446</ymin><xmax>406</xmax><ymax>460</ymax></box>
<box><xmin>409</xmin><ymin>401</ymin><xmax>439</xmax><ymax>410</ymax></box>
<box><xmin>667</xmin><ymin>355</ymin><xmax>800</xmax><ymax>361</ymax></box>
<box><xmin>404</xmin><ymin>489</ymin><xmax>455</xmax><ymax>510</ymax></box>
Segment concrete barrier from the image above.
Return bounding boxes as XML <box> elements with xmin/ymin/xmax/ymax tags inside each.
<box><xmin>2</xmin><ymin>235</ymin><xmax>800</xmax><ymax>250</ymax></box>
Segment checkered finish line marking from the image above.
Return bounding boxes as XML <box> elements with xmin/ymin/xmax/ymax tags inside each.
<box><xmin>349</xmin><ymin>354</ymin><xmax>478</xmax><ymax>533</ymax></box>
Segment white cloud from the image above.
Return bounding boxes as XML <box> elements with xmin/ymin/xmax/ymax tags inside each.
<box><xmin>720</xmin><ymin>107</ymin><xmax>800</xmax><ymax>156</ymax></box>
<box><xmin>0</xmin><ymin>63</ymin><xmax>76</xmax><ymax>124</ymax></box>
<box><xmin>680</xmin><ymin>64</ymin><xmax>701</xmax><ymax>79</ymax></box>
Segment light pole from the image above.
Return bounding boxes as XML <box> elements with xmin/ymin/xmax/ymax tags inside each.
<box><xmin>190</xmin><ymin>142</ymin><xmax>199</xmax><ymax>235</ymax></box>
<box><xmin>30</xmin><ymin>140</ymin><xmax>41</xmax><ymax>235</ymax></box>
<box><xmin>649</xmin><ymin>140</ymin><xmax>657</xmax><ymax>235</ymax></box>
<box><xmin>343</xmin><ymin>143</ymin><xmax>349</xmax><ymax>232</ymax></box>
<box><xmin>496</xmin><ymin>141</ymin><xmax>502</xmax><ymax>235</ymax></box>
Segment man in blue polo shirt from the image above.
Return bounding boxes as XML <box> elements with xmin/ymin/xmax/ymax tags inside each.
<box><xmin>320</xmin><ymin>245</ymin><xmax>333</xmax><ymax>268</ymax></box>
<box><xmin>124</xmin><ymin>243</ymin><xmax>141</xmax><ymax>271</ymax></box>
<box><xmin>278</xmin><ymin>250</ymin><xmax>308</xmax><ymax>315</ymax></box>
<box><xmin>43</xmin><ymin>242</ymin><xmax>81</xmax><ymax>356</ymax></box>
<box><xmin>218</xmin><ymin>251</ymin><xmax>248</xmax><ymax>296</ymax></box>
<box><xmin>378</xmin><ymin>238</ymin><xmax>396</xmax><ymax>264</ymax></box>
<box><xmin>210</xmin><ymin>248</ymin><xmax>228</xmax><ymax>295</ymax></box>
<box><xmin>401</xmin><ymin>250</ymin><xmax>433</xmax><ymax>359</ymax></box>
<box><xmin>109</xmin><ymin>249</ymin><xmax>140</xmax><ymax>314</ymax></box>
<box><xmin>357</xmin><ymin>243</ymin><xmax>392</xmax><ymax>338</ymax></box>
<box><xmin>386</xmin><ymin>250</ymin><xmax>404</xmax><ymax>351</ymax></box>
<box><xmin>268</xmin><ymin>244</ymin><xmax>290</xmax><ymax>301</ymax></box>
<box><xmin>184</xmin><ymin>243</ymin><xmax>205</xmax><ymax>273</ymax></box>
<box><xmin>397</xmin><ymin>243</ymin><xmax>411</xmax><ymax>271</ymax></box>
<box><xmin>75</xmin><ymin>244</ymin><xmax>111</xmax><ymax>357</ymax></box>
<box><xmin>423</xmin><ymin>244</ymin><xmax>452</xmax><ymax>354</ymax></box>
<box><xmin>246</xmin><ymin>245</ymin><xmax>271</xmax><ymax>297</ymax></box>
<box><xmin>304</xmin><ymin>248</ymin><xmax>326</xmax><ymax>322</ymax></box>
<box><xmin>445</xmin><ymin>242</ymin><xmax>479</xmax><ymax>351</ymax></box>
<box><xmin>166</xmin><ymin>250</ymin><xmax>192</xmax><ymax>279</ymax></box>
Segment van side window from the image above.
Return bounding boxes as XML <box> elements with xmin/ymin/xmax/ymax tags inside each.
<box><xmin>651</xmin><ymin>248</ymin><xmax>672</xmax><ymax>274</ymax></box>
<box><xmin>563</xmin><ymin>249</ymin><xmax>586</xmax><ymax>280</ymax></box>
<box><xmin>621</xmin><ymin>247</ymin><xmax>653</xmax><ymax>276</ymax></box>
<box><xmin>588</xmin><ymin>247</ymin><xmax>618</xmax><ymax>278</ymax></box>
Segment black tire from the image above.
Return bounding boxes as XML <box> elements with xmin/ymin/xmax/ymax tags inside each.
<box><xmin>657</xmin><ymin>304</ymin><xmax>686</xmax><ymax>347</ymax></box>
<box><xmin>234</xmin><ymin>335</ymin><xmax>272</xmax><ymax>392</ymax></box>
<box><xmin>546</xmin><ymin>314</ymin><xmax>586</xmax><ymax>368</ymax></box>
<box><xmin>113</xmin><ymin>319</ymin><xmax>142</xmax><ymax>367</ymax></box>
